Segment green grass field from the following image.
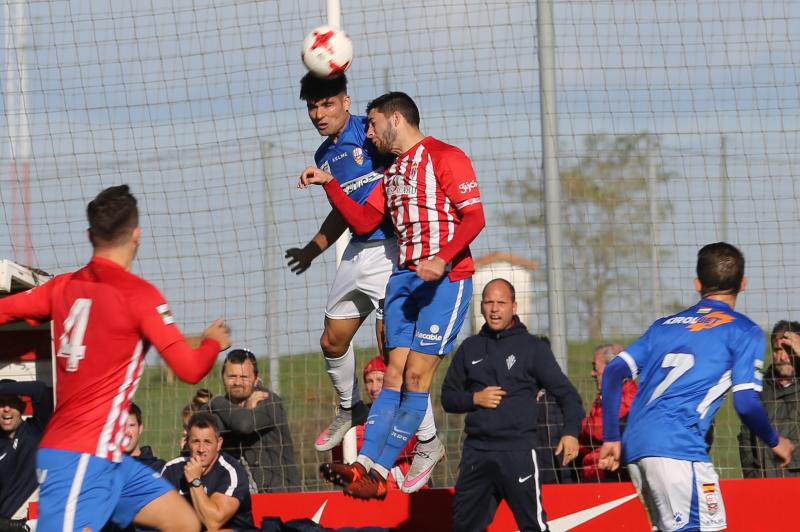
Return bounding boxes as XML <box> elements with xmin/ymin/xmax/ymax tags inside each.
<box><xmin>135</xmin><ymin>338</ymin><xmax>747</xmax><ymax>491</ymax></box>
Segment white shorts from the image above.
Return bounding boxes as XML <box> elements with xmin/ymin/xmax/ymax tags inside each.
<box><xmin>324</xmin><ymin>238</ymin><xmax>397</xmax><ymax>320</ymax></box>
<box><xmin>628</xmin><ymin>457</ymin><xmax>726</xmax><ymax>531</ymax></box>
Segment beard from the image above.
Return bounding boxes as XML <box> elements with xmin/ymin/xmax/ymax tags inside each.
<box><xmin>227</xmin><ymin>386</ymin><xmax>253</xmax><ymax>403</ymax></box>
<box><xmin>774</xmin><ymin>361</ymin><xmax>796</xmax><ymax>379</ymax></box>
<box><xmin>374</xmin><ymin>125</ymin><xmax>397</xmax><ymax>154</ymax></box>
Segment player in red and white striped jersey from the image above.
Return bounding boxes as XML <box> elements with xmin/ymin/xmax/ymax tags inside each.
<box><xmin>0</xmin><ymin>185</ymin><xmax>231</xmax><ymax>531</ymax></box>
<box><xmin>367</xmin><ymin>136</ymin><xmax>482</xmax><ymax>281</ymax></box>
<box><xmin>300</xmin><ymin>92</ymin><xmax>485</xmax><ymax>499</ymax></box>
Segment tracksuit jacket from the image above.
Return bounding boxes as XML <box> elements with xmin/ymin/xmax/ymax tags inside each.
<box><xmin>442</xmin><ymin>318</ymin><xmax>584</xmax><ymax>450</ymax></box>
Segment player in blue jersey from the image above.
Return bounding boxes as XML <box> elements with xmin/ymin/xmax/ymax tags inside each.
<box><xmin>599</xmin><ymin>242</ymin><xmax>794</xmax><ymax>531</ymax></box>
<box><xmin>288</xmin><ymin>75</ymin><xmax>439</xmax><ymax>473</ymax></box>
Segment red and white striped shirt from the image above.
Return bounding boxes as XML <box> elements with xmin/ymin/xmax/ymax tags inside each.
<box><xmin>366</xmin><ymin>137</ymin><xmax>482</xmax><ymax>280</ymax></box>
<box><xmin>0</xmin><ymin>256</ymin><xmax>218</xmax><ymax>462</ymax></box>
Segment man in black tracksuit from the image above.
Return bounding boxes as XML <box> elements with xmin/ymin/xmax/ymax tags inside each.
<box><xmin>442</xmin><ymin>279</ymin><xmax>584</xmax><ymax>532</ymax></box>
<box><xmin>0</xmin><ymin>379</ymin><xmax>52</xmax><ymax>531</ymax></box>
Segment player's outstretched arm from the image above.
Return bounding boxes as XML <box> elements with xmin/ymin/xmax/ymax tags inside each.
<box><xmin>298</xmin><ymin>166</ymin><xmax>335</xmax><ymax>188</ymax></box>
<box><xmin>298</xmin><ymin>166</ymin><xmax>384</xmax><ymax>234</ymax></box>
<box><xmin>158</xmin><ymin>318</ymin><xmax>231</xmax><ymax>384</ymax></box>
<box><xmin>285</xmin><ymin>209</ymin><xmax>347</xmax><ymax>274</ymax></box>
<box><xmin>0</xmin><ymin>279</ymin><xmax>56</xmax><ymax>327</ymax></box>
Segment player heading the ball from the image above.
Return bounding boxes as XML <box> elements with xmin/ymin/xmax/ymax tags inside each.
<box><xmin>300</xmin><ymin>92</ymin><xmax>486</xmax><ymax>499</ymax></box>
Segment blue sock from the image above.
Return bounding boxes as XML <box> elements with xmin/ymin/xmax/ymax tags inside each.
<box><xmin>375</xmin><ymin>391</ymin><xmax>428</xmax><ymax>470</ymax></box>
<box><xmin>359</xmin><ymin>388</ymin><xmax>401</xmax><ymax>461</ymax></box>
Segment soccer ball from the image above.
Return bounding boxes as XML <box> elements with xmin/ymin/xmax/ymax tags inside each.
<box><xmin>301</xmin><ymin>25</ymin><xmax>353</xmax><ymax>79</ymax></box>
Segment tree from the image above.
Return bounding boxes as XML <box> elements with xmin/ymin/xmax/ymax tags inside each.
<box><xmin>507</xmin><ymin>133</ymin><xmax>671</xmax><ymax>340</ymax></box>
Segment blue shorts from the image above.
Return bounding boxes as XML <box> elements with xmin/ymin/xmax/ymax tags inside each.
<box><xmin>383</xmin><ymin>269</ymin><xmax>472</xmax><ymax>355</ymax></box>
<box><xmin>37</xmin><ymin>448</ymin><xmax>173</xmax><ymax>531</ymax></box>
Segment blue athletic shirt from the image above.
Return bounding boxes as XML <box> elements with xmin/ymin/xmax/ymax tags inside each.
<box><xmin>314</xmin><ymin>114</ymin><xmax>394</xmax><ymax>242</ymax></box>
<box><xmin>616</xmin><ymin>298</ymin><xmax>765</xmax><ymax>463</ymax></box>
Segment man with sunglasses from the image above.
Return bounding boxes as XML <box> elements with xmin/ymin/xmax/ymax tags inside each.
<box><xmin>207</xmin><ymin>349</ymin><xmax>301</xmax><ymax>492</ymax></box>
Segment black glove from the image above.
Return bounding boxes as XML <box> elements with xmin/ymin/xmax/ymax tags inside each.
<box><xmin>0</xmin><ymin>517</ymin><xmax>30</xmax><ymax>532</ymax></box>
<box><xmin>284</xmin><ymin>242</ymin><xmax>322</xmax><ymax>275</ymax></box>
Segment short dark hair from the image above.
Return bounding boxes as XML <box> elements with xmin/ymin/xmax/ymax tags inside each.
<box><xmin>221</xmin><ymin>348</ymin><xmax>259</xmax><ymax>376</ymax></box>
<box><xmin>87</xmin><ymin>185</ymin><xmax>139</xmax><ymax>247</ymax></box>
<box><xmin>366</xmin><ymin>92</ymin><xmax>420</xmax><ymax>128</ymax></box>
<box><xmin>186</xmin><ymin>411</ymin><xmax>220</xmax><ymax>436</ymax></box>
<box><xmin>771</xmin><ymin>320</ymin><xmax>800</xmax><ymax>347</ymax></box>
<box><xmin>299</xmin><ymin>72</ymin><xmax>348</xmax><ymax>102</ymax></box>
<box><xmin>696</xmin><ymin>242</ymin><xmax>745</xmax><ymax>297</ymax></box>
<box><xmin>482</xmin><ymin>278</ymin><xmax>516</xmax><ymax>302</ymax></box>
<box><xmin>128</xmin><ymin>402</ymin><xmax>142</xmax><ymax>425</ymax></box>
<box><xmin>181</xmin><ymin>388</ymin><xmax>212</xmax><ymax>420</ymax></box>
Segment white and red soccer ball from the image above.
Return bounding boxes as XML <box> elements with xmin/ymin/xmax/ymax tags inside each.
<box><xmin>301</xmin><ymin>25</ymin><xmax>353</xmax><ymax>79</ymax></box>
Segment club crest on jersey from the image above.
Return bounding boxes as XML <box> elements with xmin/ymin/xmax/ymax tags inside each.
<box><xmin>409</xmin><ymin>162</ymin><xmax>418</xmax><ymax>179</ymax></box>
<box><xmin>506</xmin><ymin>354</ymin><xmax>517</xmax><ymax>370</ymax></box>
<box><xmin>157</xmin><ymin>304</ymin><xmax>175</xmax><ymax>325</ymax></box>
<box><xmin>352</xmin><ymin>147</ymin><xmax>364</xmax><ymax>165</ymax></box>
<box><xmin>320</xmin><ymin>161</ymin><xmax>331</xmax><ymax>174</ymax></box>
<box><xmin>386</xmin><ymin>173</ymin><xmax>417</xmax><ymax>196</ymax></box>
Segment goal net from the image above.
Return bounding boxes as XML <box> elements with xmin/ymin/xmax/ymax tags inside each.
<box><xmin>1</xmin><ymin>0</ymin><xmax>797</xmax><ymax>489</ymax></box>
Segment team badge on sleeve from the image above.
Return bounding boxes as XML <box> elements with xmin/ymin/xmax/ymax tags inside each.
<box><xmin>156</xmin><ymin>304</ymin><xmax>175</xmax><ymax>325</ymax></box>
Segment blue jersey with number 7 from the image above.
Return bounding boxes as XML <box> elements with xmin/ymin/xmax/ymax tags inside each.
<box><xmin>616</xmin><ymin>298</ymin><xmax>765</xmax><ymax>463</ymax></box>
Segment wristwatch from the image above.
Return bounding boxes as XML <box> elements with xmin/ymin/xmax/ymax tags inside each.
<box><xmin>189</xmin><ymin>478</ymin><xmax>203</xmax><ymax>489</ymax></box>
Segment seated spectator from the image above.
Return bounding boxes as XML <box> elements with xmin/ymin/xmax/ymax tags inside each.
<box><xmin>738</xmin><ymin>320</ymin><xmax>800</xmax><ymax>477</ymax></box>
<box><xmin>181</xmin><ymin>388</ymin><xmax>213</xmax><ymax>451</ymax></box>
<box><xmin>125</xmin><ymin>402</ymin><xmax>166</xmax><ymax>472</ymax></box>
<box><xmin>578</xmin><ymin>343</ymin><xmax>637</xmax><ymax>482</ymax></box>
<box><xmin>0</xmin><ymin>379</ymin><xmax>52</xmax><ymax>530</ymax></box>
<box><xmin>332</xmin><ymin>355</ymin><xmax>422</xmax><ymax>489</ymax></box>
<box><xmin>103</xmin><ymin>402</ymin><xmax>168</xmax><ymax>532</ymax></box>
<box><xmin>207</xmin><ymin>349</ymin><xmax>301</xmax><ymax>492</ymax></box>
<box><xmin>161</xmin><ymin>412</ymin><xmax>254</xmax><ymax>531</ymax></box>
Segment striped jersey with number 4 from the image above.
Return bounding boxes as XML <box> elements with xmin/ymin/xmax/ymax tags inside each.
<box><xmin>618</xmin><ymin>298</ymin><xmax>765</xmax><ymax>463</ymax></box>
<box><xmin>0</xmin><ymin>256</ymin><xmax>187</xmax><ymax>462</ymax></box>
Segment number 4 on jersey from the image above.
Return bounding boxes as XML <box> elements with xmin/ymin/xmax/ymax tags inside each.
<box><xmin>58</xmin><ymin>298</ymin><xmax>92</xmax><ymax>372</ymax></box>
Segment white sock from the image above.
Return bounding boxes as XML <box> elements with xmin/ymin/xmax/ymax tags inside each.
<box><xmin>356</xmin><ymin>454</ymin><xmax>374</xmax><ymax>471</ymax></box>
<box><xmin>324</xmin><ymin>344</ymin><xmax>359</xmax><ymax>408</ymax></box>
<box><xmin>416</xmin><ymin>396</ymin><xmax>437</xmax><ymax>441</ymax></box>
<box><xmin>371</xmin><ymin>463</ymin><xmax>389</xmax><ymax>479</ymax></box>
